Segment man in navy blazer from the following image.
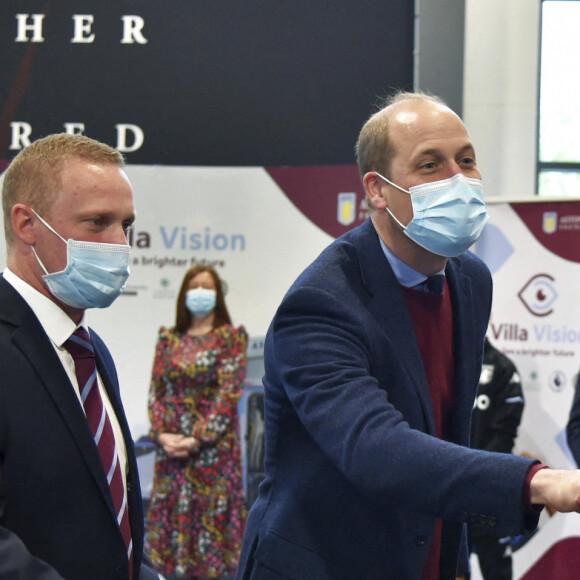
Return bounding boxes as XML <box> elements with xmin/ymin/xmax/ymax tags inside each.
<box><xmin>0</xmin><ymin>134</ymin><xmax>160</xmax><ymax>579</ymax></box>
<box><xmin>236</xmin><ymin>92</ymin><xmax>580</xmax><ymax>580</ymax></box>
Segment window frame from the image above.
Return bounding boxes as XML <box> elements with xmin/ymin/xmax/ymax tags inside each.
<box><xmin>536</xmin><ymin>0</ymin><xmax>580</xmax><ymax>196</ymax></box>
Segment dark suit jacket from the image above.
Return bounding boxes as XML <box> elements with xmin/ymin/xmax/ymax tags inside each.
<box><xmin>0</xmin><ymin>275</ymin><xmax>158</xmax><ymax>579</ymax></box>
<box><xmin>236</xmin><ymin>219</ymin><xmax>539</xmax><ymax>580</ymax></box>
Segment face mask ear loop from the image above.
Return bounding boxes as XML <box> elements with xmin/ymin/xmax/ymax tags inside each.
<box><xmin>374</xmin><ymin>172</ymin><xmax>410</xmax><ymax>195</ymax></box>
<box><xmin>31</xmin><ymin>209</ymin><xmax>68</xmax><ymax>244</ymax></box>
<box><xmin>29</xmin><ymin>209</ymin><xmax>69</xmax><ymax>276</ymax></box>
<box><xmin>30</xmin><ymin>245</ymin><xmax>50</xmax><ymax>275</ymax></box>
<box><xmin>385</xmin><ymin>207</ymin><xmax>407</xmax><ymax>230</ymax></box>
<box><xmin>374</xmin><ymin>172</ymin><xmax>412</xmax><ymax>230</ymax></box>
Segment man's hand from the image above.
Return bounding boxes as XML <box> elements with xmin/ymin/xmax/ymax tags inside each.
<box><xmin>530</xmin><ymin>469</ymin><xmax>580</xmax><ymax>512</ymax></box>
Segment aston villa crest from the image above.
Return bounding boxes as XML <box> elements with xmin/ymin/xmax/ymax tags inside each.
<box><xmin>337</xmin><ymin>192</ymin><xmax>356</xmax><ymax>226</ymax></box>
<box><xmin>542</xmin><ymin>211</ymin><xmax>558</xmax><ymax>234</ymax></box>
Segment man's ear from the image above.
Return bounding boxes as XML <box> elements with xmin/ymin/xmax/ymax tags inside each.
<box><xmin>11</xmin><ymin>204</ymin><xmax>38</xmax><ymax>245</ymax></box>
<box><xmin>363</xmin><ymin>172</ymin><xmax>388</xmax><ymax>210</ymax></box>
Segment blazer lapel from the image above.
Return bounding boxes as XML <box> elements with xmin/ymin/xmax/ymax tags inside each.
<box><xmin>341</xmin><ymin>222</ymin><xmax>484</xmax><ymax>443</ymax></box>
<box><xmin>350</xmin><ymin>220</ymin><xmax>436</xmax><ymax>434</ymax></box>
<box><xmin>0</xmin><ymin>278</ymin><xmax>117</xmax><ymax>515</ymax></box>
<box><xmin>445</xmin><ymin>258</ymin><xmax>478</xmax><ymax>445</ymax></box>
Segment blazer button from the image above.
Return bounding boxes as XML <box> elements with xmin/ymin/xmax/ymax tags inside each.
<box><xmin>415</xmin><ymin>534</ymin><xmax>427</xmax><ymax>546</ymax></box>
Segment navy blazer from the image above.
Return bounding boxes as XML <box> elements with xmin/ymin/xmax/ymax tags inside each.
<box><xmin>236</xmin><ymin>220</ymin><xmax>538</xmax><ymax>580</ymax></box>
<box><xmin>0</xmin><ymin>275</ymin><xmax>157</xmax><ymax>579</ymax></box>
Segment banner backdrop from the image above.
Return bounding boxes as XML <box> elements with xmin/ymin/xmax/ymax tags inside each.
<box><xmin>0</xmin><ymin>164</ymin><xmax>367</xmax><ymax>438</ymax></box>
<box><xmin>473</xmin><ymin>200</ymin><xmax>580</xmax><ymax>580</ymax></box>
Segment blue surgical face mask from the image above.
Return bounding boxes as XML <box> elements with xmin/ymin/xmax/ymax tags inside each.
<box><xmin>375</xmin><ymin>172</ymin><xmax>489</xmax><ymax>257</ymax></box>
<box><xmin>186</xmin><ymin>288</ymin><xmax>216</xmax><ymax>317</ymax></box>
<box><xmin>30</xmin><ymin>210</ymin><xmax>131</xmax><ymax>309</ymax></box>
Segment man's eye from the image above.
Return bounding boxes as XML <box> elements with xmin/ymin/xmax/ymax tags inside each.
<box><xmin>123</xmin><ymin>224</ymin><xmax>134</xmax><ymax>241</ymax></box>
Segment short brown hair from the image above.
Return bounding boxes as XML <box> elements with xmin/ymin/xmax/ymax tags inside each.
<box><xmin>174</xmin><ymin>265</ymin><xmax>232</xmax><ymax>333</ymax></box>
<box><xmin>2</xmin><ymin>133</ymin><xmax>124</xmax><ymax>244</ymax></box>
<box><xmin>355</xmin><ymin>91</ymin><xmax>446</xmax><ymax>210</ymax></box>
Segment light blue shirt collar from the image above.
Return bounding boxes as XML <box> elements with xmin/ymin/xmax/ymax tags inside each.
<box><xmin>378</xmin><ymin>238</ymin><xmax>445</xmax><ymax>288</ymax></box>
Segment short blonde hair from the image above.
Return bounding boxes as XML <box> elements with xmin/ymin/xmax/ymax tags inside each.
<box><xmin>2</xmin><ymin>133</ymin><xmax>124</xmax><ymax>244</ymax></box>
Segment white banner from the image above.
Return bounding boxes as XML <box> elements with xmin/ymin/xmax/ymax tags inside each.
<box><xmin>78</xmin><ymin>165</ymin><xmax>337</xmax><ymax>437</ymax></box>
<box><xmin>473</xmin><ymin>200</ymin><xmax>580</xmax><ymax>580</ymax></box>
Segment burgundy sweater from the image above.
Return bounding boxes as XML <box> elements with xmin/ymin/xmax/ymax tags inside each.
<box><xmin>401</xmin><ymin>280</ymin><xmax>454</xmax><ymax>580</ymax></box>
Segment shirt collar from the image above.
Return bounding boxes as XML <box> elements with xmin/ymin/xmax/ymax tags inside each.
<box><xmin>3</xmin><ymin>267</ymin><xmax>86</xmax><ymax>347</ymax></box>
<box><xmin>378</xmin><ymin>238</ymin><xmax>445</xmax><ymax>288</ymax></box>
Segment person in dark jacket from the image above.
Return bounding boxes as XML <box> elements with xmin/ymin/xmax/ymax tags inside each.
<box><xmin>469</xmin><ymin>337</ymin><xmax>524</xmax><ymax>580</ymax></box>
<box><xmin>235</xmin><ymin>91</ymin><xmax>580</xmax><ymax>580</ymax></box>
<box><xmin>0</xmin><ymin>133</ymin><xmax>159</xmax><ymax>579</ymax></box>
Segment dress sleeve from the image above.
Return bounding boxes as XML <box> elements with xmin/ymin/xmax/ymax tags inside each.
<box><xmin>192</xmin><ymin>325</ymin><xmax>248</xmax><ymax>446</ymax></box>
<box><xmin>147</xmin><ymin>328</ymin><xmax>172</xmax><ymax>439</ymax></box>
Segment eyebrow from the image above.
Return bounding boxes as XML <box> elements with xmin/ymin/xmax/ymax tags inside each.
<box><xmin>79</xmin><ymin>210</ymin><xmax>136</xmax><ymax>224</ymax></box>
<box><xmin>415</xmin><ymin>143</ymin><xmax>476</xmax><ymax>159</ymax></box>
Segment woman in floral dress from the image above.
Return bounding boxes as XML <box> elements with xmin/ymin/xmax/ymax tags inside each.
<box><xmin>145</xmin><ymin>265</ymin><xmax>248</xmax><ymax>579</ymax></box>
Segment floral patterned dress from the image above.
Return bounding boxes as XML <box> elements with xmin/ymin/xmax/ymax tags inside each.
<box><xmin>145</xmin><ymin>324</ymin><xmax>248</xmax><ymax>579</ymax></box>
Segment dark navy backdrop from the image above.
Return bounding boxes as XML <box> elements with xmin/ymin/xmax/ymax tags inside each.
<box><xmin>0</xmin><ymin>0</ymin><xmax>414</xmax><ymax>167</ymax></box>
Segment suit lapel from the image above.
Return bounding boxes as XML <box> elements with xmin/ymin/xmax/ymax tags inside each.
<box><xmin>350</xmin><ymin>220</ymin><xmax>435</xmax><ymax>434</ymax></box>
<box><xmin>445</xmin><ymin>258</ymin><xmax>478</xmax><ymax>444</ymax></box>
<box><xmin>350</xmin><ymin>221</ymin><xmax>481</xmax><ymax>439</ymax></box>
<box><xmin>0</xmin><ymin>278</ymin><xmax>117</xmax><ymax>515</ymax></box>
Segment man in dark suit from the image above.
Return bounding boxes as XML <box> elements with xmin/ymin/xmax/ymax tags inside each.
<box><xmin>235</xmin><ymin>92</ymin><xmax>580</xmax><ymax>580</ymax></box>
<box><xmin>0</xmin><ymin>134</ymin><xmax>160</xmax><ymax>579</ymax></box>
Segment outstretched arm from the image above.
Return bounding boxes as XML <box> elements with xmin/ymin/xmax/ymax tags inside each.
<box><xmin>530</xmin><ymin>468</ymin><xmax>580</xmax><ymax>512</ymax></box>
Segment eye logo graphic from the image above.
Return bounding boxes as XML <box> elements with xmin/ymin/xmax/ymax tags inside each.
<box><xmin>337</xmin><ymin>192</ymin><xmax>356</xmax><ymax>226</ymax></box>
<box><xmin>518</xmin><ymin>273</ymin><xmax>558</xmax><ymax>317</ymax></box>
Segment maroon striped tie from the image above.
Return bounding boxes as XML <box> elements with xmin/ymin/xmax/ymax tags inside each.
<box><xmin>64</xmin><ymin>328</ymin><xmax>133</xmax><ymax>576</ymax></box>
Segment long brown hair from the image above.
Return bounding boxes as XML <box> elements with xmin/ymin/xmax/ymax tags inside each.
<box><xmin>174</xmin><ymin>265</ymin><xmax>232</xmax><ymax>333</ymax></box>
